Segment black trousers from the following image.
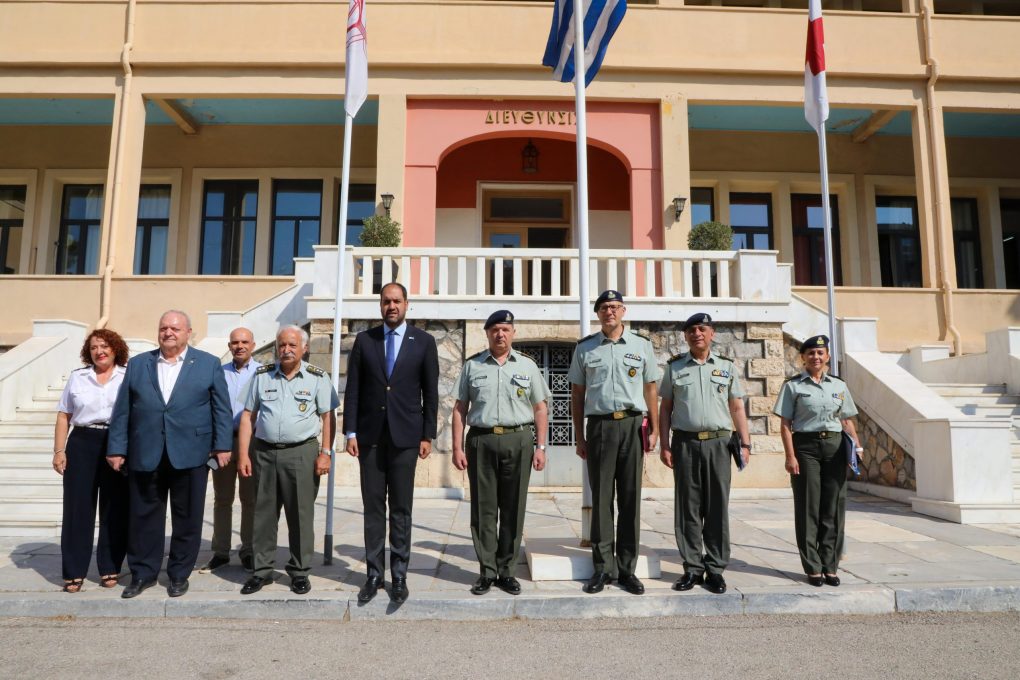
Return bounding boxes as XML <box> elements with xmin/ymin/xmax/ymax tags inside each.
<box><xmin>126</xmin><ymin>452</ymin><xmax>208</xmax><ymax>582</ymax></box>
<box><xmin>358</xmin><ymin>426</ymin><xmax>418</xmax><ymax>580</ymax></box>
<box><xmin>61</xmin><ymin>428</ymin><xmax>128</xmax><ymax>580</ymax></box>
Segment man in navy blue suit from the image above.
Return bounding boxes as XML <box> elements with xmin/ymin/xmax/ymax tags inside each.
<box><xmin>344</xmin><ymin>283</ymin><xmax>439</xmax><ymax>604</ymax></box>
<box><xmin>107</xmin><ymin>310</ymin><xmax>232</xmax><ymax>598</ymax></box>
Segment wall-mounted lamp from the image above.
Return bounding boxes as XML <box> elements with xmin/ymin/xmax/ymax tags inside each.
<box><xmin>672</xmin><ymin>196</ymin><xmax>687</xmax><ymax>222</ymax></box>
<box><xmin>521</xmin><ymin>139</ymin><xmax>539</xmax><ymax>174</ymax></box>
<box><xmin>380</xmin><ymin>192</ymin><xmax>395</xmax><ymax>217</ymax></box>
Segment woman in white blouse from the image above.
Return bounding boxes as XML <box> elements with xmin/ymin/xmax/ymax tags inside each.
<box><xmin>52</xmin><ymin>329</ymin><xmax>130</xmax><ymax>593</ymax></box>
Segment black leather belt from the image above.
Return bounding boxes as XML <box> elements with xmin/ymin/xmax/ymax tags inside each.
<box><xmin>590</xmin><ymin>410</ymin><xmax>643</xmax><ymax>421</ymax></box>
<box><xmin>255</xmin><ymin>437</ymin><xmax>316</xmax><ymax>449</ymax></box>
<box><xmin>674</xmin><ymin>429</ymin><xmax>731</xmax><ymax>441</ymax></box>
<box><xmin>470</xmin><ymin>425</ymin><xmax>529</xmax><ymax>435</ymax></box>
<box><xmin>793</xmin><ymin>431</ymin><xmax>840</xmax><ymax>439</ymax></box>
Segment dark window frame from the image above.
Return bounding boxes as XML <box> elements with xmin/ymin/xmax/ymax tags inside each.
<box><xmin>134</xmin><ymin>184</ymin><xmax>172</xmax><ymax>276</ymax></box>
<box><xmin>690</xmin><ymin>186</ymin><xmax>715</xmax><ymax>225</ymax></box>
<box><xmin>791</xmin><ymin>193</ymin><xmax>842</xmax><ymax>286</ymax></box>
<box><xmin>269</xmin><ymin>179</ymin><xmax>323</xmax><ymax>277</ymax></box>
<box><xmin>57</xmin><ymin>184</ymin><xmax>103</xmax><ymax>275</ymax></box>
<box><xmin>1000</xmin><ymin>198</ymin><xmax>1020</xmax><ymax>290</ymax></box>
<box><xmin>0</xmin><ymin>184</ymin><xmax>27</xmax><ymax>275</ymax></box>
<box><xmin>199</xmin><ymin>179</ymin><xmax>259</xmax><ymax>276</ymax></box>
<box><xmin>334</xmin><ymin>183</ymin><xmax>377</xmax><ymax>247</ymax></box>
<box><xmin>729</xmin><ymin>191</ymin><xmax>774</xmax><ymax>250</ymax></box>
<box><xmin>950</xmin><ymin>197</ymin><xmax>984</xmax><ymax>289</ymax></box>
<box><xmin>876</xmin><ymin>195</ymin><xmax>923</xmax><ymax>288</ymax></box>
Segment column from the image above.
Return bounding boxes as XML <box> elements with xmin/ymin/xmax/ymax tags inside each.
<box><xmin>660</xmin><ymin>95</ymin><xmax>690</xmax><ymax>251</ymax></box>
<box><xmin>375</xmin><ymin>94</ymin><xmax>407</xmax><ymax>226</ymax></box>
<box><xmin>103</xmin><ymin>89</ymin><xmax>147</xmax><ymax>276</ymax></box>
<box><xmin>910</xmin><ymin>102</ymin><xmax>945</xmax><ymax>288</ymax></box>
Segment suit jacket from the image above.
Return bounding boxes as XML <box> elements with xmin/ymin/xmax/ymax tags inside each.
<box><xmin>343</xmin><ymin>323</ymin><xmax>439</xmax><ymax>449</ymax></box>
<box><xmin>107</xmin><ymin>346</ymin><xmax>233</xmax><ymax>472</ymax></box>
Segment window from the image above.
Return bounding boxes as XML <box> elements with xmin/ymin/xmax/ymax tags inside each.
<box><xmin>133</xmin><ymin>185</ymin><xmax>171</xmax><ymax>275</ymax></box>
<box><xmin>690</xmin><ymin>187</ymin><xmax>714</xmax><ymax>227</ymax></box>
<box><xmin>335</xmin><ymin>184</ymin><xmax>376</xmax><ymax>246</ymax></box>
<box><xmin>57</xmin><ymin>184</ymin><xmax>103</xmax><ymax>275</ymax></box>
<box><xmin>729</xmin><ymin>192</ymin><xmax>773</xmax><ymax>250</ymax></box>
<box><xmin>0</xmin><ymin>185</ymin><xmax>26</xmax><ymax>275</ymax></box>
<box><xmin>950</xmin><ymin>198</ymin><xmax>983</xmax><ymax>289</ymax></box>
<box><xmin>792</xmin><ymin>194</ymin><xmax>842</xmax><ymax>286</ymax></box>
<box><xmin>876</xmin><ymin>196</ymin><xmax>922</xmax><ymax>288</ymax></box>
<box><xmin>1001</xmin><ymin>199</ymin><xmax>1020</xmax><ymax>290</ymax></box>
<box><xmin>200</xmin><ymin>180</ymin><xmax>258</xmax><ymax>275</ymax></box>
<box><xmin>270</xmin><ymin>179</ymin><xmax>322</xmax><ymax>276</ymax></box>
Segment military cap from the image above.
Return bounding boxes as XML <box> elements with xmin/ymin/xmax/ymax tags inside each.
<box><xmin>682</xmin><ymin>312</ymin><xmax>713</xmax><ymax>331</ymax></box>
<box><xmin>801</xmin><ymin>334</ymin><xmax>830</xmax><ymax>353</ymax></box>
<box><xmin>484</xmin><ymin>309</ymin><xmax>515</xmax><ymax>329</ymax></box>
<box><xmin>594</xmin><ymin>290</ymin><xmax>624</xmax><ymax>311</ymax></box>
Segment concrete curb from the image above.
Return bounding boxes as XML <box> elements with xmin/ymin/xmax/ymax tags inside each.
<box><xmin>4</xmin><ymin>582</ymin><xmax>1019</xmax><ymax>621</ymax></box>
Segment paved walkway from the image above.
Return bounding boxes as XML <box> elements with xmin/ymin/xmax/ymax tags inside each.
<box><xmin>2</xmin><ymin>490</ymin><xmax>1020</xmax><ymax>621</ymax></box>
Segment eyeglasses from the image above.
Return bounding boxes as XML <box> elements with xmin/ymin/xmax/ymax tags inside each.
<box><xmin>598</xmin><ymin>304</ymin><xmax>624</xmax><ymax>314</ymax></box>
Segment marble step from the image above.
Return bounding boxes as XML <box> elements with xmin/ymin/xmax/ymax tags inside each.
<box><xmin>927</xmin><ymin>383</ymin><xmax>1007</xmax><ymax>396</ymax></box>
<box><xmin>0</xmin><ymin>463</ymin><xmax>59</xmax><ymax>482</ymax></box>
<box><xmin>0</xmin><ymin>422</ymin><xmax>57</xmax><ymax>436</ymax></box>
<box><xmin>0</xmin><ymin>450</ymin><xmax>57</xmax><ymax>464</ymax></box>
<box><xmin>0</xmin><ymin>498</ymin><xmax>62</xmax><ymax>520</ymax></box>
<box><xmin>11</xmin><ymin>407</ymin><xmax>57</xmax><ymax>423</ymax></box>
<box><xmin>953</xmin><ymin>404</ymin><xmax>1020</xmax><ymax>418</ymax></box>
<box><xmin>0</xmin><ymin>480</ymin><xmax>63</xmax><ymax>498</ymax></box>
<box><xmin>940</xmin><ymin>394</ymin><xmax>1020</xmax><ymax>407</ymax></box>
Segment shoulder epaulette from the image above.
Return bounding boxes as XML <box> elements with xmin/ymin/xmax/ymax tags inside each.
<box><xmin>632</xmin><ymin>331</ymin><xmax>651</xmax><ymax>341</ymax></box>
<box><xmin>828</xmin><ymin>373</ymin><xmax>843</xmax><ymax>381</ymax></box>
<box><xmin>668</xmin><ymin>353</ymin><xmax>685</xmax><ymax>364</ymax></box>
<box><xmin>255</xmin><ymin>365</ymin><xmax>273</xmax><ymax>374</ymax></box>
<box><xmin>467</xmin><ymin>350</ymin><xmax>485</xmax><ymax>360</ymax></box>
<box><xmin>715</xmin><ymin>354</ymin><xmax>733</xmax><ymax>363</ymax></box>
<box><xmin>306</xmin><ymin>364</ymin><xmax>325</xmax><ymax>376</ymax></box>
<box><xmin>580</xmin><ymin>332</ymin><xmax>598</xmax><ymax>342</ymax></box>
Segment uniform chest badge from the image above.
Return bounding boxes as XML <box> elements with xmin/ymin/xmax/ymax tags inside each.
<box><xmin>717</xmin><ymin>385</ymin><xmax>726</xmax><ymax>393</ymax></box>
<box><xmin>298</xmin><ymin>402</ymin><xmax>308</xmax><ymax>412</ymax></box>
<box><xmin>628</xmin><ymin>367</ymin><xmax>637</xmax><ymax>377</ymax></box>
<box><xmin>517</xmin><ymin>387</ymin><xmax>525</xmax><ymax>397</ymax></box>
<box><xmin>711</xmin><ymin>369</ymin><xmax>730</xmax><ymax>378</ymax></box>
<box><xmin>624</xmin><ymin>353</ymin><xmax>642</xmax><ymax>362</ymax></box>
<box><xmin>832</xmin><ymin>392</ymin><xmax>844</xmax><ymax>401</ymax></box>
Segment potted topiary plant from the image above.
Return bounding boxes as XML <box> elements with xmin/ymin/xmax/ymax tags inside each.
<box><xmin>358</xmin><ymin>214</ymin><xmax>402</xmax><ymax>292</ymax></box>
<box><xmin>687</xmin><ymin>221</ymin><xmax>734</xmax><ymax>297</ymax></box>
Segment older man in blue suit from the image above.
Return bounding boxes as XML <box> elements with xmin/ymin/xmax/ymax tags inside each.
<box><xmin>107</xmin><ymin>310</ymin><xmax>232</xmax><ymax>598</ymax></box>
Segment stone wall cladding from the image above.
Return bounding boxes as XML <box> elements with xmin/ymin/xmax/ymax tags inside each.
<box><xmin>854</xmin><ymin>409</ymin><xmax>917</xmax><ymax>491</ymax></box>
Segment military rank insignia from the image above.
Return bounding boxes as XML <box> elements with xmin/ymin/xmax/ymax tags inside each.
<box><xmin>517</xmin><ymin>387</ymin><xmax>525</xmax><ymax>397</ymax></box>
<box><xmin>298</xmin><ymin>402</ymin><xmax>307</xmax><ymax>412</ymax></box>
<box><xmin>711</xmin><ymin>369</ymin><xmax>730</xmax><ymax>378</ymax></box>
<box><xmin>628</xmin><ymin>367</ymin><xmax>637</xmax><ymax>377</ymax></box>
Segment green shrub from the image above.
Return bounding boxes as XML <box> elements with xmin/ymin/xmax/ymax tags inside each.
<box><xmin>359</xmin><ymin>214</ymin><xmax>402</xmax><ymax>248</ymax></box>
<box><xmin>687</xmin><ymin>220</ymin><xmax>734</xmax><ymax>251</ymax></box>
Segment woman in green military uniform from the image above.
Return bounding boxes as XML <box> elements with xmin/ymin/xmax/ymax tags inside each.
<box><xmin>773</xmin><ymin>335</ymin><xmax>861</xmax><ymax>588</ymax></box>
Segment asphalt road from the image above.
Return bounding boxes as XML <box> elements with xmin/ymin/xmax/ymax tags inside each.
<box><xmin>3</xmin><ymin>612</ymin><xmax>1018</xmax><ymax>680</ymax></box>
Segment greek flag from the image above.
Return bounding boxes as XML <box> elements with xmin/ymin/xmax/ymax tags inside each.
<box><xmin>542</xmin><ymin>0</ymin><xmax>627</xmax><ymax>87</ymax></box>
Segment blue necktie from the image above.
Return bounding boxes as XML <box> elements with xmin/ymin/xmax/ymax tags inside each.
<box><xmin>385</xmin><ymin>330</ymin><xmax>397</xmax><ymax>379</ymax></box>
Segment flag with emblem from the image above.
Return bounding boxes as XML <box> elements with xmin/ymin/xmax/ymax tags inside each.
<box><xmin>804</xmin><ymin>0</ymin><xmax>828</xmax><ymax>133</ymax></box>
<box><xmin>542</xmin><ymin>0</ymin><xmax>627</xmax><ymax>87</ymax></box>
<box><xmin>345</xmin><ymin>0</ymin><xmax>368</xmax><ymax>117</ymax></box>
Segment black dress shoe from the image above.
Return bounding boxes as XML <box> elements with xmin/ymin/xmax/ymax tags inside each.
<box><xmin>241</xmin><ymin>575</ymin><xmax>273</xmax><ymax>595</ymax></box>
<box><xmin>357</xmin><ymin>576</ymin><xmax>384</xmax><ymax>603</ymax></box>
<box><xmin>470</xmin><ymin>576</ymin><xmax>494</xmax><ymax>596</ymax></box>
<box><xmin>390</xmin><ymin>577</ymin><xmax>409</xmax><ymax>604</ymax></box>
<box><xmin>673</xmin><ymin>572</ymin><xmax>704</xmax><ymax>591</ymax></box>
<box><xmin>241</xmin><ymin>554</ymin><xmax>254</xmax><ymax>572</ymax></box>
<box><xmin>583</xmin><ymin>572</ymin><xmax>613</xmax><ymax>594</ymax></box>
<box><xmin>198</xmin><ymin>555</ymin><xmax>229</xmax><ymax>573</ymax></box>
<box><xmin>121</xmin><ymin>578</ymin><xmax>157</xmax><ymax>599</ymax></box>
<box><xmin>167</xmin><ymin>578</ymin><xmax>189</xmax><ymax>597</ymax></box>
<box><xmin>704</xmin><ymin>572</ymin><xmax>727</xmax><ymax>594</ymax></box>
<box><xmin>495</xmin><ymin>576</ymin><xmax>522</xmax><ymax>595</ymax></box>
<box><xmin>290</xmin><ymin>576</ymin><xmax>311</xmax><ymax>595</ymax></box>
<box><xmin>618</xmin><ymin>574</ymin><xmax>645</xmax><ymax>595</ymax></box>
<box><xmin>823</xmin><ymin>574</ymin><xmax>841</xmax><ymax>587</ymax></box>
<box><xmin>807</xmin><ymin>575</ymin><xmax>824</xmax><ymax>587</ymax></box>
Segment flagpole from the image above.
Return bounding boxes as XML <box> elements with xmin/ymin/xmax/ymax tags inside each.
<box><xmin>816</xmin><ymin>125</ymin><xmax>839</xmax><ymax>365</ymax></box>
<box><xmin>571</xmin><ymin>0</ymin><xmax>593</xmax><ymax>546</ymax></box>
<box><xmin>326</xmin><ymin>111</ymin><xmax>355</xmax><ymax>565</ymax></box>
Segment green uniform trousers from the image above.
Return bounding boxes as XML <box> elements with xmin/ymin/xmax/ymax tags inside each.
<box><xmin>466</xmin><ymin>429</ymin><xmax>533</xmax><ymax>579</ymax></box>
<box><xmin>209</xmin><ymin>435</ymin><xmax>255</xmax><ymax>560</ymax></box>
<box><xmin>586</xmin><ymin>415</ymin><xmax>643</xmax><ymax>578</ymax></box>
<box><xmin>790</xmin><ymin>432</ymin><xmax>846</xmax><ymax>575</ymax></box>
<box><xmin>251</xmin><ymin>438</ymin><xmax>320</xmax><ymax>580</ymax></box>
<box><xmin>672</xmin><ymin>433</ymin><xmax>732</xmax><ymax>576</ymax></box>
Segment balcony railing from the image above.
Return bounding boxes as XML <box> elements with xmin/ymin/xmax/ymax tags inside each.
<box><xmin>307</xmin><ymin>247</ymin><xmax>791</xmax><ymax>323</ymax></box>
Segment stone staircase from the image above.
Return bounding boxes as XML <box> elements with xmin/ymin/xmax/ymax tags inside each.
<box><xmin>927</xmin><ymin>382</ymin><xmax>1020</xmax><ymax>503</ymax></box>
<box><xmin>0</xmin><ymin>381</ymin><xmax>65</xmax><ymax>535</ymax></box>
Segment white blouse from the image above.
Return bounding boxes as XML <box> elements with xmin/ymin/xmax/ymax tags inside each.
<box><xmin>57</xmin><ymin>365</ymin><xmax>127</xmax><ymax>426</ymax></box>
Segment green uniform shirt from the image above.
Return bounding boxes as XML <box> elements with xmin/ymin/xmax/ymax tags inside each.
<box><xmin>772</xmin><ymin>371</ymin><xmax>858</xmax><ymax>432</ymax></box>
<box><xmin>567</xmin><ymin>328</ymin><xmax>661</xmax><ymax>416</ymax></box>
<box><xmin>659</xmin><ymin>351</ymin><xmax>744</xmax><ymax>432</ymax></box>
<box><xmin>244</xmin><ymin>361</ymin><xmax>340</xmax><ymax>443</ymax></box>
<box><xmin>455</xmin><ymin>349</ymin><xmax>550</xmax><ymax>428</ymax></box>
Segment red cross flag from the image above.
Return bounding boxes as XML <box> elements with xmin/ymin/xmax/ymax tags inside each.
<box><xmin>804</xmin><ymin>0</ymin><xmax>828</xmax><ymax>134</ymax></box>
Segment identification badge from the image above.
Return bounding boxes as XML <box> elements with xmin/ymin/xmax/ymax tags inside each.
<box><xmin>628</xmin><ymin>367</ymin><xmax>637</xmax><ymax>377</ymax></box>
<box><xmin>298</xmin><ymin>402</ymin><xmax>308</xmax><ymax>412</ymax></box>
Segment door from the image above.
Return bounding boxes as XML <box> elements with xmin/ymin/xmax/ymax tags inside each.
<box><xmin>482</xmin><ymin>189</ymin><xmax>571</xmax><ymax>296</ymax></box>
<box><xmin>515</xmin><ymin>342</ymin><xmax>582</xmax><ymax>487</ymax></box>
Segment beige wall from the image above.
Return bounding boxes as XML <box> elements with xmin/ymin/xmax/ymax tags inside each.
<box><xmin>0</xmin><ymin>278</ymin><xmax>101</xmax><ymax>345</ymax></box>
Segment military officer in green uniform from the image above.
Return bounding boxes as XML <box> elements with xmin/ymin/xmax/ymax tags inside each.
<box><xmin>568</xmin><ymin>290</ymin><xmax>661</xmax><ymax>595</ymax></box>
<box><xmin>452</xmin><ymin>310</ymin><xmax>549</xmax><ymax>596</ymax></box>
<box><xmin>773</xmin><ymin>334</ymin><xmax>861</xmax><ymax>588</ymax></box>
<box><xmin>236</xmin><ymin>325</ymin><xmax>339</xmax><ymax>596</ymax></box>
<box><xmin>659</xmin><ymin>313</ymin><xmax>750</xmax><ymax>595</ymax></box>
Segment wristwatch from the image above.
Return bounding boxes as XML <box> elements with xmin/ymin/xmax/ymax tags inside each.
<box><xmin>537</xmin><ymin>444</ymin><xmax>547</xmax><ymax>451</ymax></box>
<box><xmin>740</xmin><ymin>442</ymin><xmax>752</xmax><ymax>451</ymax></box>
<box><xmin>319</xmin><ymin>447</ymin><xmax>332</xmax><ymax>456</ymax></box>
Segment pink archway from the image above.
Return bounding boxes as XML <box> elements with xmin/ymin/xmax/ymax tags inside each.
<box><xmin>404</xmin><ymin>99</ymin><xmax>662</xmax><ymax>249</ymax></box>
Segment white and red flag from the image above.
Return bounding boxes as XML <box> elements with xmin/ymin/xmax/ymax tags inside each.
<box><xmin>345</xmin><ymin>0</ymin><xmax>368</xmax><ymax>117</ymax></box>
<box><xmin>804</xmin><ymin>0</ymin><xmax>828</xmax><ymax>133</ymax></box>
